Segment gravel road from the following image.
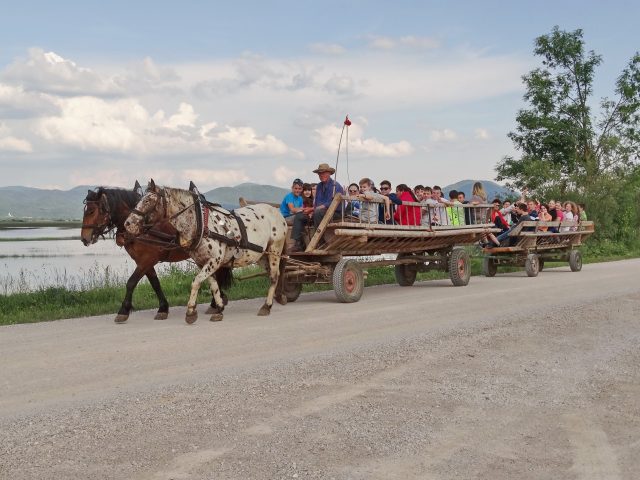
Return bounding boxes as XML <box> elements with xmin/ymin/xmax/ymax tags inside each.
<box><xmin>1</xmin><ymin>259</ymin><xmax>639</xmax><ymax>479</ymax></box>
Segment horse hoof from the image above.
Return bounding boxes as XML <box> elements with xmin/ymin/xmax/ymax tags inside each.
<box><xmin>114</xmin><ymin>314</ymin><xmax>129</xmax><ymax>323</ymax></box>
<box><xmin>154</xmin><ymin>312</ymin><xmax>168</xmax><ymax>320</ymax></box>
<box><xmin>209</xmin><ymin>313</ymin><xmax>224</xmax><ymax>322</ymax></box>
<box><xmin>257</xmin><ymin>304</ymin><xmax>272</xmax><ymax>316</ymax></box>
<box><xmin>185</xmin><ymin>312</ymin><xmax>198</xmax><ymax>324</ymax></box>
<box><xmin>275</xmin><ymin>294</ymin><xmax>287</xmax><ymax>306</ymax></box>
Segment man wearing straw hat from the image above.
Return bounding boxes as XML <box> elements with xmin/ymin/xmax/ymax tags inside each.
<box><xmin>290</xmin><ymin>162</ymin><xmax>344</xmax><ymax>252</ymax></box>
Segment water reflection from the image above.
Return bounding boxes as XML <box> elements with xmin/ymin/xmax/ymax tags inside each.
<box><xmin>0</xmin><ymin>227</ymin><xmax>189</xmax><ymax>294</ymax></box>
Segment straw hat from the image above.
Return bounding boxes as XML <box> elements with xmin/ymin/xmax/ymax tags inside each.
<box><xmin>312</xmin><ymin>163</ymin><xmax>336</xmax><ymax>174</ymax></box>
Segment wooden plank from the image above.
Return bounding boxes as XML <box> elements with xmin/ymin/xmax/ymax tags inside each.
<box><xmin>305</xmin><ymin>195</ymin><xmax>342</xmax><ymax>252</ymax></box>
<box><xmin>332</xmin><ymin>227</ymin><xmax>499</xmax><ymax>238</ymax></box>
<box><xmin>483</xmin><ymin>246</ymin><xmax>524</xmax><ymax>253</ymax></box>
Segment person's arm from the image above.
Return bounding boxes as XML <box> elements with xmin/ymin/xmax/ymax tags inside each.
<box><xmin>383</xmin><ymin>196</ymin><xmax>391</xmax><ymax>220</ymax></box>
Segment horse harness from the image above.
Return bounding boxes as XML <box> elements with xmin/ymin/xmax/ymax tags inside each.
<box><xmin>191</xmin><ymin>192</ymin><xmax>264</xmax><ymax>254</ymax></box>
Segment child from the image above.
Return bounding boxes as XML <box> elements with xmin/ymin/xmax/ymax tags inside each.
<box><xmin>358</xmin><ymin>178</ymin><xmax>390</xmax><ymax>224</ymax></box>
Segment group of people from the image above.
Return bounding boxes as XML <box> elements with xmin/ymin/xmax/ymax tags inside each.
<box><xmin>279</xmin><ymin>163</ymin><xmax>587</xmax><ymax>251</ymax></box>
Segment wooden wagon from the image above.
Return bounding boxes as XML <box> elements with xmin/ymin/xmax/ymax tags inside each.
<box><xmin>271</xmin><ymin>195</ymin><xmax>500</xmax><ymax>303</ymax></box>
<box><xmin>481</xmin><ymin>220</ymin><xmax>595</xmax><ymax>277</ymax></box>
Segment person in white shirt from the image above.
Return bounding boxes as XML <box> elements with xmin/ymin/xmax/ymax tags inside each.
<box><xmin>357</xmin><ymin>178</ymin><xmax>390</xmax><ymax>224</ymax></box>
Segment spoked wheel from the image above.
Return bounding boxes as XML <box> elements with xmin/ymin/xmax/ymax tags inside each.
<box><xmin>275</xmin><ymin>279</ymin><xmax>302</xmax><ymax>305</ymax></box>
<box><xmin>538</xmin><ymin>258</ymin><xmax>545</xmax><ymax>271</ymax></box>
<box><xmin>449</xmin><ymin>248</ymin><xmax>471</xmax><ymax>286</ymax></box>
<box><xmin>333</xmin><ymin>259</ymin><xmax>364</xmax><ymax>303</ymax></box>
<box><xmin>482</xmin><ymin>257</ymin><xmax>498</xmax><ymax>277</ymax></box>
<box><xmin>569</xmin><ymin>250</ymin><xmax>582</xmax><ymax>272</ymax></box>
<box><xmin>395</xmin><ymin>253</ymin><xmax>418</xmax><ymax>286</ymax></box>
<box><xmin>525</xmin><ymin>253</ymin><xmax>540</xmax><ymax>277</ymax></box>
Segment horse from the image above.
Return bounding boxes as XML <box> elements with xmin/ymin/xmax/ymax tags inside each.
<box><xmin>124</xmin><ymin>180</ymin><xmax>288</xmax><ymax>324</ymax></box>
<box><xmin>81</xmin><ymin>182</ymin><xmax>230</xmax><ymax>323</ymax></box>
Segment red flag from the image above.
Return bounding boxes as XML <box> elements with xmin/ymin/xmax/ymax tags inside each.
<box><xmin>344</xmin><ymin>115</ymin><xmax>351</xmax><ymax>126</ymax></box>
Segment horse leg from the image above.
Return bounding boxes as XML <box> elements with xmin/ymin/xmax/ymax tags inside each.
<box><xmin>146</xmin><ymin>267</ymin><xmax>169</xmax><ymax>320</ymax></box>
<box><xmin>257</xmin><ymin>249</ymin><xmax>282</xmax><ymax>316</ymax></box>
<box><xmin>115</xmin><ymin>267</ymin><xmax>144</xmax><ymax>323</ymax></box>
<box><xmin>185</xmin><ymin>263</ymin><xmax>217</xmax><ymax>324</ymax></box>
<box><xmin>205</xmin><ymin>276</ymin><xmax>225</xmax><ymax>322</ymax></box>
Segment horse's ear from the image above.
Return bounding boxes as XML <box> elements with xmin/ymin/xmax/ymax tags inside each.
<box><xmin>189</xmin><ymin>181</ymin><xmax>197</xmax><ymax>193</ymax></box>
<box><xmin>149</xmin><ymin>179</ymin><xmax>156</xmax><ymax>190</ymax></box>
<box><xmin>133</xmin><ymin>180</ymin><xmax>142</xmax><ymax>195</ymax></box>
<box><xmin>100</xmin><ymin>193</ymin><xmax>109</xmax><ymax>211</ymax></box>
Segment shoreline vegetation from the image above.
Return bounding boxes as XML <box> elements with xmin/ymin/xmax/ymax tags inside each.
<box><xmin>1</xmin><ymin>246</ymin><xmax>638</xmax><ymax>326</ymax></box>
<box><xmin>0</xmin><ymin>220</ymin><xmax>81</xmax><ymax>228</ymax></box>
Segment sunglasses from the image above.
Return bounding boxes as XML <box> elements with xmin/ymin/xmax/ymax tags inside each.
<box><xmin>380</xmin><ymin>187</ymin><xmax>390</xmax><ymax>191</ymax></box>
<box><xmin>349</xmin><ymin>189</ymin><xmax>358</xmax><ymax>193</ymax></box>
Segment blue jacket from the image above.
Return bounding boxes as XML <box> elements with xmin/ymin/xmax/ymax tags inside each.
<box><xmin>314</xmin><ymin>178</ymin><xmax>344</xmax><ymax>210</ymax></box>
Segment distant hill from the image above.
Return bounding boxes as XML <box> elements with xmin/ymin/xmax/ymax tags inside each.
<box><xmin>0</xmin><ymin>185</ymin><xmax>91</xmax><ymax>220</ymax></box>
<box><xmin>203</xmin><ymin>183</ymin><xmax>288</xmax><ymax>205</ymax></box>
<box><xmin>443</xmin><ymin>179</ymin><xmax>518</xmax><ymax>201</ymax></box>
<box><xmin>0</xmin><ymin>183</ymin><xmax>289</xmax><ymax>220</ymax></box>
<box><xmin>1</xmin><ymin>180</ymin><xmax>515</xmax><ymax>220</ymax></box>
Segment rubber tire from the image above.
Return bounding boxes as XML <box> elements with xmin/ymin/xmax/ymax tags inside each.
<box><xmin>395</xmin><ymin>254</ymin><xmax>418</xmax><ymax>286</ymax></box>
<box><xmin>538</xmin><ymin>258</ymin><xmax>545</xmax><ymax>271</ymax></box>
<box><xmin>449</xmin><ymin>248</ymin><xmax>471</xmax><ymax>286</ymax></box>
<box><xmin>525</xmin><ymin>253</ymin><xmax>540</xmax><ymax>277</ymax></box>
<box><xmin>569</xmin><ymin>250</ymin><xmax>582</xmax><ymax>272</ymax></box>
<box><xmin>482</xmin><ymin>257</ymin><xmax>497</xmax><ymax>277</ymax></box>
<box><xmin>333</xmin><ymin>259</ymin><xmax>364</xmax><ymax>303</ymax></box>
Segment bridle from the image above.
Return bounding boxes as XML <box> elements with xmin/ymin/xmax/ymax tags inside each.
<box><xmin>82</xmin><ymin>195</ymin><xmax>115</xmax><ymax>241</ymax></box>
<box><xmin>129</xmin><ymin>187</ymin><xmax>194</xmax><ymax>232</ymax></box>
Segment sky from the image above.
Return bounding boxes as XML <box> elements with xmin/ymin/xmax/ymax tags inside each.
<box><xmin>0</xmin><ymin>0</ymin><xmax>638</xmax><ymax>191</ymax></box>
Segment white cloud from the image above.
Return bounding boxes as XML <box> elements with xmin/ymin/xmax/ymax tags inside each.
<box><xmin>181</xmin><ymin>169</ymin><xmax>249</xmax><ymax>187</ymax></box>
<box><xmin>324</xmin><ymin>75</ymin><xmax>357</xmax><ymax>96</ymax></box>
<box><xmin>273</xmin><ymin>165</ymin><xmax>299</xmax><ymax>184</ymax></box>
<box><xmin>0</xmin><ymin>123</ymin><xmax>33</xmax><ymax>152</ymax></box>
<box><xmin>475</xmin><ymin>128</ymin><xmax>490</xmax><ymax>140</ymax></box>
<box><xmin>309</xmin><ymin>43</ymin><xmax>346</xmax><ymax>55</ymax></box>
<box><xmin>366</xmin><ymin>35</ymin><xmax>440</xmax><ymax>51</ymax></box>
<box><xmin>368</xmin><ymin>36</ymin><xmax>396</xmax><ymax>50</ymax></box>
<box><xmin>0</xmin><ymin>82</ymin><xmax>58</xmax><ymax>118</ymax></box>
<box><xmin>2</xmin><ymin>48</ymin><xmax>122</xmax><ymax>97</ymax></box>
<box><xmin>430</xmin><ymin>129</ymin><xmax>458</xmax><ymax>142</ymax></box>
<box><xmin>69</xmin><ymin>169</ymin><xmax>130</xmax><ymax>187</ymax></box>
<box><xmin>315</xmin><ymin>121</ymin><xmax>413</xmax><ymax>157</ymax></box>
<box><xmin>38</xmin><ymin>96</ymin><xmax>147</xmax><ymax>152</ymax></box>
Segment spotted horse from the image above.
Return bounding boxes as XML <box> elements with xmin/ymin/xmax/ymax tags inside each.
<box><xmin>125</xmin><ymin>180</ymin><xmax>288</xmax><ymax>323</ymax></box>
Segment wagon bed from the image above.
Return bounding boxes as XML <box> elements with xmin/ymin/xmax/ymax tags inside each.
<box><xmin>481</xmin><ymin>220</ymin><xmax>595</xmax><ymax>277</ymax></box>
<box><xmin>276</xmin><ymin>194</ymin><xmax>500</xmax><ymax>303</ymax></box>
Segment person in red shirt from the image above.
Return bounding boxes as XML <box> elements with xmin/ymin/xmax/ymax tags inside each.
<box><xmin>393</xmin><ymin>184</ymin><xmax>421</xmax><ymax>225</ymax></box>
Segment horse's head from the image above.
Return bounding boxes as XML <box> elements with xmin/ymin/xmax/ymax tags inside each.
<box><xmin>81</xmin><ymin>189</ymin><xmax>111</xmax><ymax>246</ymax></box>
<box><xmin>124</xmin><ymin>179</ymin><xmax>165</xmax><ymax>236</ymax></box>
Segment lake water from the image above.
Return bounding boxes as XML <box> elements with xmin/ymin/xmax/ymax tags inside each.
<box><xmin>0</xmin><ymin>227</ymin><xmax>190</xmax><ymax>294</ymax></box>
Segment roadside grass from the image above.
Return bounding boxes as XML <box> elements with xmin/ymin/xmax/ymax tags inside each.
<box><xmin>1</xmin><ymin>248</ymin><xmax>638</xmax><ymax>326</ymax></box>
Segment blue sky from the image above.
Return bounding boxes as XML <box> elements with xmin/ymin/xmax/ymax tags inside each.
<box><xmin>1</xmin><ymin>1</ymin><xmax>638</xmax><ymax>190</ymax></box>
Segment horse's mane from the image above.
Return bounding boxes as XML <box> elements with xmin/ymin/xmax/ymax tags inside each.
<box><xmin>94</xmin><ymin>187</ymin><xmax>141</xmax><ymax>211</ymax></box>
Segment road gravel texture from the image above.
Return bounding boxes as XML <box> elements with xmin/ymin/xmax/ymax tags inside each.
<box><xmin>1</xmin><ymin>259</ymin><xmax>639</xmax><ymax>479</ymax></box>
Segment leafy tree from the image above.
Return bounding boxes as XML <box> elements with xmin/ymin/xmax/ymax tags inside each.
<box><xmin>496</xmin><ymin>27</ymin><xmax>640</xmax><ymax>196</ymax></box>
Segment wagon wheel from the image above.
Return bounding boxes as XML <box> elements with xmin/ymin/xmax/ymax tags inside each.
<box><xmin>333</xmin><ymin>259</ymin><xmax>364</xmax><ymax>303</ymax></box>
<box><xmin>449</xmin><ymin>247</ymin><xmax>471</xmax><ymax>286</ymax></box>
<box><xmin>525</xmin><ymin>253</ymin><xmax>540</xmax><ymax>277</ymax></box>
<box><xmin>482</xmin><ymin>256</ymin><xmax>497</xmax><ymax>277</ymax></box>
<box><xmin>569</xmin><ymin>250</ymin><xmax>582</xmax><ymax>272</ymax></box>
<box><xmin>395</xmin><ymin>253</ymin><xmax>418</xmax><ymax>286</ymax></box>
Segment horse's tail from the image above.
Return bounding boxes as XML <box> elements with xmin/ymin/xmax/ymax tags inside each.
<box><xmin>215</xmin><ymin>266</ymin><xmax>234</xmax><ymax>290</ymax></box>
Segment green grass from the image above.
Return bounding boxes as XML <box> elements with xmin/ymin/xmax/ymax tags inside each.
<box><xmin>2</xmin><ymin>247</ymin><xmax>638</xmax><ymax>326</ymax></box>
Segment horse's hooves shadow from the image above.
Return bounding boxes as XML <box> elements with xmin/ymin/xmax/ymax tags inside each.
<box><xmin>257</xmin><ymin>305</ymin><xmax>272</xmax><ymax>316</ymax></box>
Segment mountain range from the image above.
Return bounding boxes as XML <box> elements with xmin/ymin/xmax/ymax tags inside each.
<box><xmin>0</xmin><ymin>180</ymin><xmax>516</xmax><ymax>220</ymax></box>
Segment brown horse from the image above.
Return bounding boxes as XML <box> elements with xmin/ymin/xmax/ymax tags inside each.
<box><xmin>81</xmin><ymin>182</ymin><xmax>230</xmax><ymax>323</ymax></box>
